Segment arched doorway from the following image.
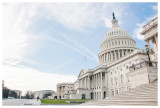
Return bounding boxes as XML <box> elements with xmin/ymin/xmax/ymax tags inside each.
<box><xmin>112</xmin><ymin>90</ymin><xmax>114</xmax><ymax>96</ymax></box>
<box><xmin>59</xmin><ymin>96</ymin><xmax>61</xmax><ymax>99</ymax></box>
<box><xmin>90</xmin><ymin>92</ymin><xmax>94</xmax><ymax>99</ymax></box>
<box><xmin>54</xmin><ymin>96</ymin><xmax>57</xmax><ymax>99</ymax></box>
<box><xmin>104</xmin><ymin>91</ymin><xmax>106</xmax><ymax>99</ymax></box>
<box><xmin>82</xmin><ymin>94</ymin><xmax>86</xmax><ymax>99</ymax></box>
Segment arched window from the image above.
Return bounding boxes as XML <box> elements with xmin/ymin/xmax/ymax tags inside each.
<box><xmin>115</xmin><ymin>77</ymin><xmax>118</xmax><ymax>85</ymax></box>
<box><xmin>127</xmin><ymin>76</ymin><xmax>129</xmax><ymax>83</ymax></box>
<box><xmin>121</xmin><ymin>75</ymin><xmax>124</xmax><ymax>84</ymax></box>
<box><xmin>111</xmin><ymin>78</ymin><xmax>113</xmax><ymax>85</ymax></box>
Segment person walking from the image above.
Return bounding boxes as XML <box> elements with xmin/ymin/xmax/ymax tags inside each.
<box><xmin>37</xmin><ymin>96</ymin><xmax>40</xmax><ymax>101</ymax></box>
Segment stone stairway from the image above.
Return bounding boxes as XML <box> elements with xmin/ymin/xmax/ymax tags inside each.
<box><xmin>81</xmin><ymin>81</ymin><xmax>158</xmax><ymax>106</ymax></box>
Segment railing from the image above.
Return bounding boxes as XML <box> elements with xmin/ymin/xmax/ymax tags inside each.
<box><xmin>129</xmin><ymin>61</ymin><xmax>158</xmax><ymax>72</ymax></box>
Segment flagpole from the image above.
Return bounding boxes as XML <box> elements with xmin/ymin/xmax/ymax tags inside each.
<box><xmin>84</xmin><ymin>56</ymin><xmax>86</xmax><ymax>69</ymax></box>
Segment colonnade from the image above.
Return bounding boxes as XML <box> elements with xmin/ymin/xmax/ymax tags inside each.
<box><xmin>145</xmin><ymin>34</ymin><xmax>158</xmax><ymax>61</ymax></box>
<box><xmin>79</xmin><ymin>72</ymin><xmax>108</xmax><ymax>90</ymax></box>
<box><xmin>99</xmin><ymin>49</ymin><xmax>133</xmax><ymax>64</ymax></box>
<box><xmin>57</xmin><ymin>86</ymin><xmax>65</xmax><ymax>94</ymax></box>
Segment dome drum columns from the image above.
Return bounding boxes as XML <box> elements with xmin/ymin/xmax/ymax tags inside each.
<box><xmin>99</xmin><ymin>49</ymin><xmax>133</xmax><ymax>64</ymax></box>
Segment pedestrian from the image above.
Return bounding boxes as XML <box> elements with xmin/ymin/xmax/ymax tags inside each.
<box><xmin>37</xmin><ymin>96</ymin><xmax>39</xmax><ymax>101</ymax></box>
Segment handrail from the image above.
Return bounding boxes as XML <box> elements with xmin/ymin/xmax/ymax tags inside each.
<box><xmin>129</xmin><ymin>61</ymin><xmax>157</xmax><ymax>72</ymax></box>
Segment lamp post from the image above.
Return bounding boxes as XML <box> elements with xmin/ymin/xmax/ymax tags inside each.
<box><xmin>145</xmin><ymin>45</ymin><xmax>152</xmax><ymax>66</ymax></box>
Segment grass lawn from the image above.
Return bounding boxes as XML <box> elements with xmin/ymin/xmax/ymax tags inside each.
<box><xmin>41</xmin><ymin>99</ymin><xmax>93</xmax><ymax>104</ymax></box>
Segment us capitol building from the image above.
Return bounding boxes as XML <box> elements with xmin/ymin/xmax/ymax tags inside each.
<box><xmin>52</xmin><ymin>13</ymin><xmax>158</xmax><ymax>102</ymax></box>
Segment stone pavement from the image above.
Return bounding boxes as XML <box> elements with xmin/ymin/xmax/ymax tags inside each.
<box><xmin>3</xmin><ymin>99</ymin><xmax>41</xmax><ymax>106</ymax></box>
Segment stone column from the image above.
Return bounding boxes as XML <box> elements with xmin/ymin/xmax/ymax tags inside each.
<box><xmin>105</xmin><ymin>53</ymin><xmax>107</xmax><ymax>62</ymax></box>
<box><xmin>84</xmin><ymin>78</ymin><xmax>85</xmax><ymax>88</ymax></box>
<box><xmin>88</xmin><ymin>76</ymin><xmax>90</xmax><ymax>89</ymax></box>
<box><xmin>93</xmin><ymin>75</ymin><xmax>94</xmax><ymax>89</ymax></box>
<box><xmin>80</xmin><ymin>79</ymin><xmax>82</xmax><ymax>88</ymax></box>
<box><xmin>105</xmin><ymin>72</ymin><xmax>108</xmax><ymax>87</ymax></box>
<box><xmin>84</xmin><ymin>77</ymin><xmax>86</xmax><ymax>88</ymax></box>
<box><xmin>114</xmin><ymin>50</ymin><xmax>116</xmax><ymax>60</ymax></box>
<box><xmin>108</xmin><ymin>52</ymin><xmax>110</xmax><ymax>61</ymax></box>
<box><xmin>82</xmin><ymin>79</ymin><xmax>83</xmax><ymax>88</ymax></box>
<box><xmin>98</xmin><ymin>73</ymin><xmax>100</xmax><ymax>87</ymax></box>
<box><xmin>106</xmin><ymin>53</ymin><xmax>108</xmax><ymax>62</ymax></box>
<box><xmin>110</xmin><ymin>51</ymin><xmax>112</xmax><ymax>61</ymax></box>
<box><xmin>145</xmin><ymin>40</ymin><xmax>151</xmax><ymax>50</ymax></box>
<box><xmin>96</xmin><ymin>74</ymin><xmax>97</xmax><ymax>88</ymax></box>
<box><xmin>101</xmin><ymin>72</ymin><xmax>103</xmax><ymax>88</ymax></box>
<box><xmin>97</xmin><ymin>74</ymin><xmax>98</xmax><ymax>88</ymax></box>
<box><xmin>85</xmin><ymin>77</ymin><xmax>87</xmax><ymax>88</ymax></box>
<box><xmin>104</xmin><ymin>54</ymin><xmax>105</xmax><ymax>63</ymax></box>
<box><xmin>126</xmin><ymin>49</ymin><xmax>128</xmax><ymax>55</ymax></box>
<box><xmin>118</xmin><ymin>50</ymin><xmax>120</xmax><ymax>58</ymax></box>
<box><xmin>97</xmin><ymin>73</ymin><xmax>99</xmax><ymax>88</ymax></box>
<box><xmin>154</xmin><ymin>35</ymin><xmax>158</xmax><ymax>48</ymax></box>
<box><xmin>94</xmin><ymin>75</ymin><xmax>95</xmax><ymax>89</ymax></box>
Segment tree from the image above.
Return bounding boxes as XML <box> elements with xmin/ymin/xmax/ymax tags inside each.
<box><xmin>43</xmin><ymin>93</ymin><xmax>52</xmax><ymax>99</ymax></box>
<box><xmin>25</xmin><ymin>91</ymin><xmax>34</xmax><ymax>99</ymax></box>
<box><xmin>9</xmin><ymin>91</ymin><xmax>17</xmax><ymax>98</ymax></box>
<box><xmin>3</xmin><ymin>87</ymin><xmax>10</xmax><ymax>98</ymax></box>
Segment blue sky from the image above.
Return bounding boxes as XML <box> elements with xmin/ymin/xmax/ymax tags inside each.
<box><xmin>2</xmin><ymin>2</ymin><xmax>157</xmax><ymax>94</ymax></box>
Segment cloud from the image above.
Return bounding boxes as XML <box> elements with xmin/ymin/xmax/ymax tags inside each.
<box><xmin>2</xmin><ymin>3</ymin><xmax>127</xmax><ymax>93</ymax></box>
<box><xmin>2</xmin><ymin>3</ymin><xmax>41</xmax><ymax>65</ymax></box>
<box><xmin>152</xmin><ymin>5</ymin><xmax>158</xmax><ymax>11</ymax></box>
<box><xmin>60</xmin><ymin>34</ymin><xmax>98</xmax><ymax>61</ymax></box>
<box><xmin>40</xmin><ymin>34</ymin><xmax>97</xmax><ymax>62</ymax></box>
<box><xmin>42</xmin><ymin>3</ymin><xmax>126</xmax><ymax>30</ymax></box>
<box><xmin>133</xmin><ymin>15</ymin><xmax>157</xmax><ymax>40</ymax></box>
<box><xmin>52</xmin><ymin>57</ymin><xmax>76</xmax><ymax>71</ymax></box>
<box><xmin>3</xmin><ymin>63</ymin><xmax>76</xmax><ymax>95</ymax></box>
<box><xmin>3</xmin><ymin>3</ymin><xmax>126</xmax><ymax>65</ymax></box>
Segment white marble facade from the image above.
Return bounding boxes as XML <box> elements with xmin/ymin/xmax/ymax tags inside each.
<box><xmin>56</xmin><ymin>14</ymin><xmax>158</xmax><ymax>100</ymax></box>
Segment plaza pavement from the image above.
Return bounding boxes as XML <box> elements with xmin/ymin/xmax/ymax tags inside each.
<box><xmin>3</xmin><ymin>99</ymin><xmax>41</xmax><ymax>106</ymax></box>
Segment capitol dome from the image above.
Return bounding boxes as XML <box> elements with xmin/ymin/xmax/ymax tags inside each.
<box><xmin>98</xmin><ymin>13</ymin><xmax>136</xmax><ymax>65</ymax></box>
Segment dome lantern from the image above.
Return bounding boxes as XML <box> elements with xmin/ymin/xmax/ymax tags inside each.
<box><xmin>111</xmin><ymin>12</ymin><xmax>119</xmax><ymax>28</ymax></box>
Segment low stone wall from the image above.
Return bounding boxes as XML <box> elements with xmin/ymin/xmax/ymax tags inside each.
<box><xmin>127</xmin><ymin>66</ymin><xmax>157</xmax><ymax>88</ymax></box>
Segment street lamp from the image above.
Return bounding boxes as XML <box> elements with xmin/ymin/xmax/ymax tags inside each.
<box><xmin>145</xmin><ymin>45</ymin><xmax>152</xmax><ymax>66</ymax></box>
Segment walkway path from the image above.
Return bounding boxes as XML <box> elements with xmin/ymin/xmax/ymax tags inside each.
<box><xmin>3</xmin><ymin>99</ymin><xmax>41</xmax><ymax>106</ymax></box>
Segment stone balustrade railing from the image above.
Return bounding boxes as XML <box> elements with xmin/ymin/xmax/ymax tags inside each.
<box><xmin>129</xmin><ymin>61</ymin><xmax>158</xmax><ymax>72</ymax></box>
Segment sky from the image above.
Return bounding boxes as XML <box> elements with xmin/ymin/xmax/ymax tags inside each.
<box><xmin>2</xmin><ymin>2</ymin><xmax>158</xmax><ymax>95</ymax></box>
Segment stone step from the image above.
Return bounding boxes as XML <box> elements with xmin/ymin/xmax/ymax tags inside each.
<box><xmin>85</xmin><ymin>100</ymin><xmax>157</xmax><ymax>105</ymax></box>
<box><xmin>121</xmin><ymin>89</ymin><xmax>157</xmax><ymax>94</ymax></box>
<box><xmin>133</xmin><ymin>86</ymin><xmax>157</xmax><ymax>90</ymax></box>
<box><xmin>120</xmin><ymin>90</ymin><xmax>157</xmax><ymax>95</ymax></box>
<box><xmin>131</xmin><ymin>86</ymin><xmax>157</xmax><ymax>90</ymax></box>
<box><xmin>107</xmin><ymin>97</ymin><xmax>157</xmax><ymax>100</ymax></box>
<box><xmin>82</xmin><ymin>102</ymin><xmax>157</xmax><ymax>106</ymax></box>
<box><xmin>81</xmin><ymin>81</ymin><xmax>158</xmax><ymax>106</ymax></box>
<box><xmin>83</xmin><ymin>101</ymin><xmax>157</xmax><ymax>106</ymax></box>
<box><xmin>119</xmin><ymin>91</ymin><xmax>157</xmax><ymax>96</ymax></box>
<box><xmin>110</xmin><ymin>94</ymin><xmax>157</xmax><ymax>97</ymax></box>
